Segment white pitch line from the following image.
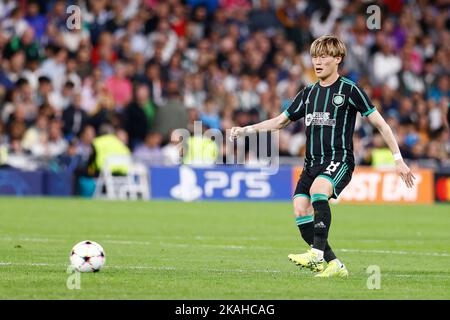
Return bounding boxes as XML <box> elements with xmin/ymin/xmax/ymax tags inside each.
<box><xmin>104</xmin><ymin>240</ymin><xmax>245</xmax><ymax>250</ymax></box>
<box><xmin>158</xmin><ymin>243</ymin><xmax>245</xmax><ymax>250</ymax></box>
<box><xmin>107</xmin><ymin>265</ymin><xmax>280</xmax><ymax>273</ymax></box>
<box><xmin>381</xmin><ymin>273</ymin><xmax>450</xmax><ymax>279</ymax></box>
<box><xmin>0</xmin><ymin>262</ymin><xmax>52</xmax><ymax>266</ymax></box>
<box><xmin>1</xmin><ymin>236</ymin><xmax>449</xmax><ymax>257</ymax></box>
<box><xmin>103</xmin><ymin>239</ymin><xmax>152</xmax><ymax>246</ymax></box>
<box><xmin>3</xmin><ymin>262</ymin><xmax>450</xmax><ymax>278</ymax></box>
<box><xmin>0</xmin><ymin>237</ymin><xmax>51</xmax><ymax>242</ymax></box>
<box><xmin>0</xmin><ymin>237</ymin><xmax>249</xmax><ymax>250</ymax></box>
<box><xmin>0</xmin><ymin>261</ymin><xmax>280</xmax><ymax>274</ymax></box>
<box><xmin>337</xmin><ymin>248</ymin><xmax>450</xmax><ymax>257</ymax></box>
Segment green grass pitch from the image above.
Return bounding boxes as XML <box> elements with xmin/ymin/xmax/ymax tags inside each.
<box><xmin>0</xmin><ymin>197</ymin><xmax>449</xmax><ymax>299</ymax></box>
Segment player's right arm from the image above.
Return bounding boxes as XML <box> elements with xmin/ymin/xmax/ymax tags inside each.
<box><xmin>230</xmin><ymin>87</ymin><xmax>307</xmax><ymax>140</ymax></box>
<box><xmin>229</xmin><ymin>113</ymin><xmax>291</xmax><ymax>139</ymax></box>
<box><xmin>349</xmin><ymin>83</ymin><xmax>415</xmax><ymax>188</ymax></box>
<box><xmin>367</xmin><ymin>111</ymin><xmax>416</xmax><ymax>188</ymax></box>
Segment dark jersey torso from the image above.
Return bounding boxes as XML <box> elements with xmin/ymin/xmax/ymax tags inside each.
<box><xmin>284</xmin><ymin>76</ymin><xmax>376</xmax><ymax>167</ymax></box>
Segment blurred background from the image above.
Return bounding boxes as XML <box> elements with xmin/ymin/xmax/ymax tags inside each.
<box><xmin>0</xmin><ymin>0</ymin><xmax>448</xmax><ymax>202</ymax></box>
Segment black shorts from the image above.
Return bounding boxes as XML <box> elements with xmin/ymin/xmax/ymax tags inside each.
<box><xmin>293</xmin><ymin>160</ymin><xmax>354</xmax><ymax>200</ymax></box>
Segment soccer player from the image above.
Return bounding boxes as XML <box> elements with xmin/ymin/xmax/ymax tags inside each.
<box><xmin>230</xmin><ymin>35</ymin><xmax>415</xmax><ymax>278</ymax></box>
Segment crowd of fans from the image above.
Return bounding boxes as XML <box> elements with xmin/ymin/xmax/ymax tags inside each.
<box><xmin>0</xmin><ymin>0</ymin><xmax>449</xmax><ymax>174</ymax></box>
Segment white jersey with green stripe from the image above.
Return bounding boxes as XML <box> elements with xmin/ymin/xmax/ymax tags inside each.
<box><xmin>283</xmin><ymin>76</ymin><xmax>376</xmax><ymax>167</ymax></box>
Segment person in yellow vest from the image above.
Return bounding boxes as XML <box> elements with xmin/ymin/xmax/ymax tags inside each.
<box><xmin>87</xmin><ymin>124</ymin><xmax>131</xmax><ymax>176</ymax></box>
<box><xmin>371</xmin><ymin>148</ymin><xmax>396</xmax><ymax>168</ymax></box>
<box><xmin>183</xmin><ymin>128</ymin><xmax>218</xmax><ymax>165</ymax></box>
<box><xmin>370</xmin><ymin>132</ymin><xmax>395</xmax><ymax>168</ymax></box>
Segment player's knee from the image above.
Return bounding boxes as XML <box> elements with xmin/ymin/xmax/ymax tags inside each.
<box><xmin>310</xmin><ymin>179</ymin><xmax>333</xmax><ymax>197</ymax></box>
<box><xmin>309</xmin><ymin>186</ymin><xmax>330</xmax><ymax>198</ymax></box>
<box><xmin>294</xmin><ymin>205</ymin><xmax>312</xmax><ymax>217</ymax></box>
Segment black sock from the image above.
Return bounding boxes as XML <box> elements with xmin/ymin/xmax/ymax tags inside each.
<box><xmin>324</xmin><ymin>243</ymin><xmax>336</xmax><ymax>262</ymax></box>
<box><xmin>297</xmin><ymin>221</ymin><xmax>336</xmax><ymax>262</ymax></box>
<box><xmin>298</xmin><ymin>220</ymin><xmax>314</xmax><ymax>245</ymax></box>
<box><xmin>312</xmin><ymin>197</ymin><xmax>332</xmax><ymax>253</ymax></box>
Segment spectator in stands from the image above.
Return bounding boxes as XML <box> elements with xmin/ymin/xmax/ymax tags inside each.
<box><xmin>62</xmin><ymin>93</ymin><xmax>88</xmax><ymax>140</ymax></box>
<box><xmin>146</xmin><ymin>19</ymin><xmax>178</xmax><ymax>65</ymax></box>
<box><xmin>162</xmin><ymin>129</ymin><xmax>182</xmax><ymax>166</ymax></box>
<box><xmin>133</xmin><ymin>131</ymin><xmax>164</xmax><ymax>166</ymax></box>
<box><xmin>3</xmin><ymin>26</ymin><xmax>40</xmax><ymax>62</ymax></box>
<box><xmin>92</xmin><ymin>31</ymin><xmax>116</xmax><ymax>78</ymax></box>
<box><xmin>1</xmin><ymin>7</ymin><xmax>28</xmax><ymax>39</ymax></box>
<box><xmin>236</xmin><ymin>73</ymin><xmax>260</xmax><ymax>111</ymax></box>
<box><xmin>29</xmin><ymin>118</ymin><xmax>67</xmax><ymax>159</ymax></box>
<box><xmin>3</xmin><ymin>50</ymin><xmax>26</xmax><ymax>87</ymax></box>
<box><xmin>372</xmin><ymin>37</ymin><xmax>402</xmax><ymax>89</ymax></box>
<box><xmin>88</xmin><ymin>84</ymin><xmax>116</xmax><ymax>133</ymax></box>
<box><xmin>35</xmin><ymin>76</ymin><xmax>52</xmax><ymax>108</ymax></box>
<box><xmin>184</xmin><ymin>72</ymin><xmax>207</xmax><ymax>110</ymax></box>
<box><xmin>3</xmin><ymin>138</ymin><xmax>38</xmax><ymax>170</ymax></box>
<box><xmin>84</xmin><ymin>124</ymin><xmax>131</xmax><ymax>177</ymax></box>
<box><xmin>428</xmin><ymin>75</ymin><xmax>449</xmax><ymax>102</ymax></box>
<box><xmin>5</xmin><ymin>102</ymin><xmax>27</xmax><ymax>142</ymax></box>
<box><xmin>39</xmin><ymin>46</ymin><xmax>67</xmax><ymax>91</ymax></box>
<box><xmin>47</xmin><ymin>119</ymin><xmax>68</xmax><ymax>158</ymax></box>
<box><xmin>14</xmin><ymin>78</ymin><xmax>37</xmax><ymax>121</ymax></box>
<box><xmin>47</xmin><ymin>80</ymin><xmax>74</xmax><ymax>113</ymax></box>
<box><xmin>144</xmin><ymin>62</ymin><xmax>165</xmax><ymax>107</ymax></box>
<box><xmin>73</xmin><ymin>125</ymin><xmax>96</xmax><ymax>169</ymax></box>
<box><xmin>0</xmin><ymin>120</ymin><xmax>6</xmax><ymax>144</ymax></box>
<box><xmin>428</xmin><ymin>99</ymin><xmax>445</xmax><ymax>135</ymax></box>
<box><xmin>183</xmin><ymin>123</ymin><xmax>219</xmax><ymax>165</ymax></box>
<box><xmin>248</xmin><ymin>0</ymin><xmax>281</xmax><ymax>35</ymax></box>
<box><xmin>310</xmin><ymin>0</ymin><xmax>341</xmax><ymax>39</ymax></box>
<box><xmin>0</xmin><ymin>0</ymin><xmax>448</xmax><ymax>174</ymax></box>
<box><xmin>22</xmin><ymin>112</ymin><xmax>48</xmax><ymax>152</ymax></box>
<box><xmin>369</xmin><ymin>132</ymin><xmax>395</xmax><ymax>169</ymax></box>
<box><xmin>123</xmin><ymin>84</ymin><xmax>154</xmax><ymax>149</ymax></box>
<box><xmin>153</xmin><ymin>80</ymin><xmax>189</xmax><ymax>141</ymax></box>
<box><xmin>105</xmin><ymin>62</ymin><xmax>133</xmax><ymax>110</ymax></box>
<box><xmin>200</xmin><ymin>97</ymin><xmax>221</xmax><ymax>130</ymax></box>
<box><xmin>24</xmin><ymin>0</ymin><xmax>47</xmax><ymax>42</ymax></box>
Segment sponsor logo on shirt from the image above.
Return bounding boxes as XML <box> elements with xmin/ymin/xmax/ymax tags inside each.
<box><xmin>305</xmin><ymin>112</ymin><xmax>336</xmax><ymax>127</ymax></box>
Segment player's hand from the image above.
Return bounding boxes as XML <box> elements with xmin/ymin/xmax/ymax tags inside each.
<box><xmin>395</xmin><ymin>160</ymin><xmax>416</xmax><ymax>188</ymax></box>
<box><xmin>229</xmin><ymin>126</ymin><xmax>245</xmax><ymax>141</ymax></box>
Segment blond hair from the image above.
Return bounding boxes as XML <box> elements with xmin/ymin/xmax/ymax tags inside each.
<box><xmin>310</xmin><ymin>35</ymin><xmax>347</xmax><ymax>61</ymax></box>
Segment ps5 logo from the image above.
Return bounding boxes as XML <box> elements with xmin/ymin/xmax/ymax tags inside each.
<box><xmin>204</xmin><ymin>171</ymin><xmax>270</xmax><ymax>198</ymax></box>
<box><xmin>170</xmin><ymin>166</ymin><xmax>203</xmax><ymax>201</ymax></box>
<box><xmin>170</xmin><ymin>166</ymin><xmax>271</xmax><ymax>201</ymax></box>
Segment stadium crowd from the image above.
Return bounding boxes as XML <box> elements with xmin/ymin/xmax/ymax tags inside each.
<box><xmin>0</xmin><ymin>0</ymin><xmax>449</xmax><ymax>175</ymax></box>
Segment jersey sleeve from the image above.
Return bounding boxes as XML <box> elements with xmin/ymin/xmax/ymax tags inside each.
<box><xmin>349</xmin><ymin>84</ymin><xmax>377</xmax><ymax>117</ymax></box>
<box><xmin>283</xmin><ymin>87</ymin><xmax>307</xmax><ymax>121</ymax></box>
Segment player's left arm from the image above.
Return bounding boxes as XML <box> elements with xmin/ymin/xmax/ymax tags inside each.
<box><xmin>367</xmin><ymin>111</ymin><xmax>416</xmax><ymax>188</ymax></box>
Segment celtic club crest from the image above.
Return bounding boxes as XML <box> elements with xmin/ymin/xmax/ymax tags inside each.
<box><xmin>332</xmin><ymin>93</ymin><xmax>345</xmax><ymax>107</ymax></box>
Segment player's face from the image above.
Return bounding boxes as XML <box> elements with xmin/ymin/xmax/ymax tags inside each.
<box><xmin>312</xmin><ymin>54</ymin><xmax>340</xmax><ymax>79</ymax></box>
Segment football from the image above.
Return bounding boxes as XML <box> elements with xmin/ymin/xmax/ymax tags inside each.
<box><xmin>69</xmin><ymin>240</ymin><xmax>106</xmax><ymax>272</ymax></box>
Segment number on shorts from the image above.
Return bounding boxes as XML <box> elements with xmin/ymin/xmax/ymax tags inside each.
<box><xmin>324</xmin><ymin>161</ymin><xmax>341</xmax><ymax>175</ymax></box>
